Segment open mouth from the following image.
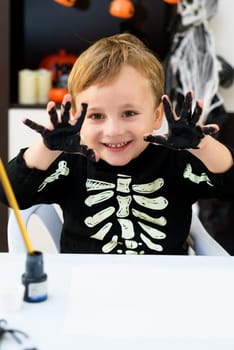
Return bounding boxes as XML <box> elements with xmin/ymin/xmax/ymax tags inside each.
<box><xmin>103</xmin><ymin>141</ymin><xmax>131</xmax><ymax>150</ymax></box>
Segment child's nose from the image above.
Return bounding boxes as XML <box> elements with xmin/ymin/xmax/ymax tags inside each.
<box><xmin>105</xmin><ymin>118</ymin><xmax>123</xmax><ymax>135</ymax></box>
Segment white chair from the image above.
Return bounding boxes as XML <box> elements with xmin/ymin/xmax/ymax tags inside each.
<box><xmin>7</xmin><ymin>204</ymin><xmax>229</xmax><ymax>255</ymax></box>
<box><xmin>189</xmin><ymin>210</ymin><xmax>230</xmax><ymax>256</ymax></box>
<box><xmin>7</xmin><ymin>204</ymin><xmax>62</xmax><ymax>253</ymax></box>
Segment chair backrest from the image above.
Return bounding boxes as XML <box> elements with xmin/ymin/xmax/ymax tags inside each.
<box><xmin>189</xmin><ymin>210</ymin><xmax>230</xmax><ymax>256</ymax></box>
<box><xmin>7</xmin><ymin>204</ymin><xmax>229</xmax><ymax>255</ymax></box>
<box><xmin>7</xmin><ymin>204</ymin><xmax>63</xmax><ymax>253</ymax></box>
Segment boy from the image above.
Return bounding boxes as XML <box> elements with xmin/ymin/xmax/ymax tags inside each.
<box><xmin>1</xmin><ymin>33</ymin><xmax>234</xmax><ymax>254</ymax></box>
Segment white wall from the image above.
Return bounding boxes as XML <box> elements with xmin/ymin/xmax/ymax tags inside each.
<box><xmin>8</xmin><ymin>108</ymin><xmax>48</xmax><ymax>159</ymax></box>
<box><xmin>209</xmin><ymin>0</ymin><xmax>234</xmax><ymax>112</ymax></box>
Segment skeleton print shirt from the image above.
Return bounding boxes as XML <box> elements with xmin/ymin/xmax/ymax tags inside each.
<box><xmin>2</xmin><ymin>144</ymin><xmax>234</xmax><ymax>254</ymax></box>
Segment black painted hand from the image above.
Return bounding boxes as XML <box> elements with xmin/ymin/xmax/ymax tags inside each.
<box><xmin>23</xmin><ymin>101</ymin><xmax>96</xmax><ymax>161</ymax></box>
<box><xmin>144</xmin><ymin>92</ymin><xmax>218</xmax><ymax>150</ymax></box>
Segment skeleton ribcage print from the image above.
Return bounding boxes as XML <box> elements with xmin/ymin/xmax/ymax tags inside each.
<box><xmin>85</xmin><ymin>174</ymin><xmax>168</xmax><ymax>254</ymax></box>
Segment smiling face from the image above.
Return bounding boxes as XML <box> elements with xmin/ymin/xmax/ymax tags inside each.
<box><xmin>74</xmin><ymin>65</ymin><xmax>163</xmax><ymax>166</ymax></box>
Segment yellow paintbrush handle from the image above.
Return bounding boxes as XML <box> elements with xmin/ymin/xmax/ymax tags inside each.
<box><xmin>0</xmin><ymin>158</ymin><xmax>33</xmax><ymax>254</ymax></box>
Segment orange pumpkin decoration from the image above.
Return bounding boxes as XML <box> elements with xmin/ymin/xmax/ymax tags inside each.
<box><xmin>109</xmin><ymin>0</ymin><xmax>135</xmax><ymax>19</ymax></box>
<box><xmin>39</xmin><ymin>49</ymin><xmax>77</xmax><ymax>84</ymax></box>
<box><xmin>39</xmin><ymin>49</ymin><xmax>77</xmax><ymax>71</ymax></box>
<box><xmin>53</xmin><ymin>0</ymin><xmax>76</xmax><ymax>7</ymax></box>
<box><xmin>49</xmin><ymin>87</ymin><xmax>68</xmax><ymax>104</ymax></box>
<box><xmin>163</xmin><ymin>0</ymin><xmax>180</xmax><ymax>4</ymax></box>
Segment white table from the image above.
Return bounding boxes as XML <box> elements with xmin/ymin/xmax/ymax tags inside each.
<box><xmin>0</xmin><ymin>253</ymin><xmax>234</xmax><ymax>350</ymax></box>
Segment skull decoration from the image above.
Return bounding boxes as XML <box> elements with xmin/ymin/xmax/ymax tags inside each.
<box><xmin>178</xmin><ymin>0</ymin><xmax>218</xmax><ymax>27</ymax></box>
<box><xmin>178</xmin><ymin>0</ymin><xmax>206</xmax><ymax>27</ymax></box>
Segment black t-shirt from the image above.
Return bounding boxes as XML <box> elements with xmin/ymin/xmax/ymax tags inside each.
<box><xmin>1</xmin><ymin>144</ymin><xmax>234</xmax><ymax>254</ymax></box>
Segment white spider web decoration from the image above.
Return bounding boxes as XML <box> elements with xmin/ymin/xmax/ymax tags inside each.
<box><xmin>165</xmin><ymin>0</ymin><xmax>222</xmax><ymax>123</ymax></box>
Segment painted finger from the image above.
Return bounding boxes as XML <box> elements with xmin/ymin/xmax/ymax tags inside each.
<box><xmin>190</xmin><ymin>101</ymin><xmax>203</xmax><ymax>125</ymax></box>
<box><xmin>23</xmin><ymin>118</ymin><xmax>47</xmax><ymax>136</ymax></box>
<box><xmin>162</xmin><ymin>96</ymin><xmax>176</xmax><ymax>124</ymax></box>
<box><xmin>180</xmin><ymin>91</ymin><xmax>193</xmax><ymax>120</ymax></box>
<box><xmin>48</xmin><ymin>106</ymin><xmax>60</xmax><ymax>128</ymax></box>
<box><xmin>61</xmin><ymin>101</ymin><xmax>71</xmax><ymax>124</ymax></box>
<box><xmin>73</xmin><ymin>103</ymin><xmax>88</xmax><ymax>131</ymax></box>
<box><xmin>201</xmin><ymin>124</ymin><xmax>219</xmax><ymax>135</ymax></box>
<box><xmin>144</xmin><ymin>134</ymin><xmax>168</xmax><ymax>144</ymax></box>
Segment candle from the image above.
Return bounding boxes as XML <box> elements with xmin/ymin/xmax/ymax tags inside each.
<box><xmin>37</xmin><ymin>69</ymin><xmax>52</xmax><ymax>104</ymax></box>
<box><xmin>18</xmin><ymin>69</ymin><xmax>38</xmax><ymax>105</ymax></box>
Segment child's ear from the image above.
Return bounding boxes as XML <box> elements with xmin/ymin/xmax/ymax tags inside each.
<box><xmin>153</xmin><ymin>102</ymin><xmax>164</xmax><ymax>129</ymax></box>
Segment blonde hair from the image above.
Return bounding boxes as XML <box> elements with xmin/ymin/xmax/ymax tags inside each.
<box><xmin>68</xmin><ymin>33</ymin><xmax>164</xmax><ymax>111</ymax></box>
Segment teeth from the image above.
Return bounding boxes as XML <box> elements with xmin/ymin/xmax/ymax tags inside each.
<box><xmin>105</xmin><ymin>142</ymin><xmax>128</xmax><ymax>148</ymax></box>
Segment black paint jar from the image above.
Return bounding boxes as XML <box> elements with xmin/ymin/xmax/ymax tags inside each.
<box><xmin>22</xmin><ymin>251</ymin><xmax>48</xmax><ymax>302</ymax></box>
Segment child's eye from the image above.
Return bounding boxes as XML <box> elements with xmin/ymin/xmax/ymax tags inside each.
<box><xmin>89</xmin><ymin>113</ymin><xmax>104</xmax><ymax>120</ymax></box>
<box><xmin>123</xmin><ymin>111</ymin><xmax>137</xmax><ymax>117</ymax></box>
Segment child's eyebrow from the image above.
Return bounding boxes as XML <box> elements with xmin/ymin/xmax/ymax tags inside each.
<box><xmin>86</xmin><ymin>106</ymin><xmax>103</xmax><ymax>112</ymax></box>
<box><xmin>121</xmin><ymin>103</ymin><xmax>143</xmax><ymax>110</ymax></box>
